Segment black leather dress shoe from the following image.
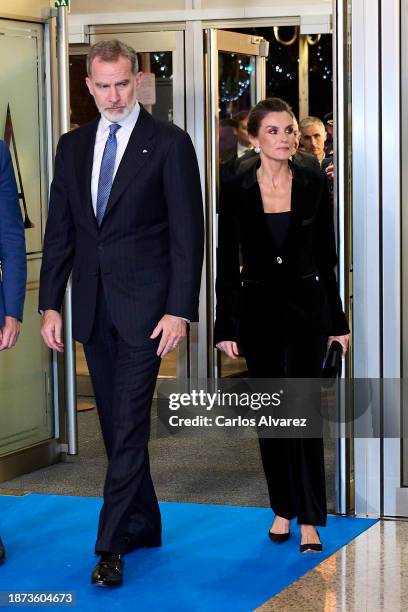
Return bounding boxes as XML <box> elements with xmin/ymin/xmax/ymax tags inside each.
<box><xmin>91</xmin><ymin>553</ymin><xmax>123</xmax><ymax>587</ymax></box>
<box><xmin>124</xmin><ymin>532</ymin><xmax>162</xmax><ymax>554</ymax></box>
<box><xmin>0</xmin><ymin>537</ymin><xmax>5</xmax><ymax>565</ymax></box>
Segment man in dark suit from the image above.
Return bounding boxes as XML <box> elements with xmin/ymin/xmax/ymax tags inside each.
<box><xmin>220</xmin><ymin>110</ymin><xmax>253</xmax><ymax>181</ymax></box>
<box><xmin>0</xmin><ymin>139</ymin><xmax>27</xmax><ymax>565</ymax></box>
<box><xmin>39</xmin><ymin>40</ymin><xmax>204</xmax><ymax>587</ymax></box>
<box><xmin>299</xmin><ymin>116</ymin><xmax>333</xmax><ymax>169</ymax></box>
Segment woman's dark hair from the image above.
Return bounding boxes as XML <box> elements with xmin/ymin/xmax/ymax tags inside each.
<box><xmin>247</xmin><ymin>98</ymin><xmax>295</xmax><ymax>137</ymax></box>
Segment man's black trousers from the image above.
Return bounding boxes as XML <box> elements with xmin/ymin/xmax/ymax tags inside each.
<box><xmin>83</xmin><ymin>281</ymin><xmax>162</xmax><ymax>554</ymax></box>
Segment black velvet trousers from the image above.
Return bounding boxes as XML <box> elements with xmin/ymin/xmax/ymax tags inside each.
<box><xmin>242</xmin><ymin>322</ymin><xmax>327</xmax><ymax>526</ymax></box>
<box><xmin>83</xmin><ymin>281</ymin><xmax>162</xmax><ymax>554</ymax></box>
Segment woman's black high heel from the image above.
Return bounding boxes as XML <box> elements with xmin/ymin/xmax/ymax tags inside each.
<box><xmin>299</xmin><ymin>528</ymin><xmax>322</xmax><ymax>553</ymax></box>
<box><xmin>268</xmin><ymin>529</ymin><xmax>290</xmax><ymax>543</ymax></box>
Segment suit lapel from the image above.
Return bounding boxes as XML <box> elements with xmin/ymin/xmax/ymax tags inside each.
<box><xmin>101</xmin><ymin>106</ymin><xmax>156</xmax><ymax>224</ymax></box>
<box><xmin>75</xmin><ymin>119</ymin><xmax>99</xmax><ymax>232</ymax></box>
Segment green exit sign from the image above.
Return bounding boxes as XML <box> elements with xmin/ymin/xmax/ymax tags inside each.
<box><xmin>55</xmin><ymin>0</ymin><xmax>69</xmax><ymax>6</ymax></box>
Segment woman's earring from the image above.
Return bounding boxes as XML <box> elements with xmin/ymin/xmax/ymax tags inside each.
<box><xmin>254</xmin><ymin>145</ymin><xmax>261</xmax><ymax>154</ymax></box>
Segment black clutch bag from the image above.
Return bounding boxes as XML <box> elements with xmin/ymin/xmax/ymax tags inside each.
<box><xmin>322</xmin><ymin>340</ymin><xmax>343</xmax><ymax>379</ymax></box>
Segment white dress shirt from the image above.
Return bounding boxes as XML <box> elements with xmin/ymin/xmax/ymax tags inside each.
<box><xmin>237</xmin><ymin>142</ymin><xmax>252</xmax><ymax>158</ymax></box>
<box><xmin>91</xmin><ymin>101</ymin><xmax>141</xmax><ymax>215</ymax></box>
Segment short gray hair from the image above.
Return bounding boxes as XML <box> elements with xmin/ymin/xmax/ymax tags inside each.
<box><xmin>299</xmin><ymin>116</ymin><xmax>325</xmax><ymax>131</ymax></box>
<box><xmin>86</xmin><ymin>39</ymin><xmax>139</xmax><ymax>76</ymax></box>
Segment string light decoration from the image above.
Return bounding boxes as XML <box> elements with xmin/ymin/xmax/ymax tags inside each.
<box><xmin>151</xmin><ymin>52</ymin><xmax>172</xmax><ymax>79</ymax></box>
<box><xmin>219</xmin><ymin>55</ymin><xmax>253</xmax><ymax>104</ymax></box>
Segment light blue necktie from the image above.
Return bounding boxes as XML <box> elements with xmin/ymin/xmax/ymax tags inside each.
<box><xmin>96</xmin><ymin>123</ymin><xmax>121</xmax><ymax>226</ymax></box>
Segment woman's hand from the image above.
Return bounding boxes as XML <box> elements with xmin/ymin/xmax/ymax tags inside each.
<box><xmin>216</xmin><ymin>341</ymin><xmax>240</xmax><ymax>359</ymax></box>
<box><xmin>327</xmin><ymin>334</ymin><xmax>350</xmax><ymax>357</ymax></box>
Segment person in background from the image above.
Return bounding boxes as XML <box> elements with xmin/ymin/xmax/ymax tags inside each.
<box><xmin>221</xmin><ymin>110</ymin><xmax>254</xmax><ymax>181</ymax></box>
<box><xmin>290</xmin><ymin>117</ymin><xmax>320</xmax><ymax>170</ymax></box>
<box><xmin>299</xmin><ymin>116</ymin><xmax>334</xmax><ymax>184</ymax></box>
<box><xmin>0</xmin><ymin>139</ymin><xmax>27</xmax><ymax>566</ymax></box>
<box><xmin>299</xmin><ymin>116</ymin><xmax>331</xmax><ymax>166</ymax></box>
<box><xmin>219</xmin><ymin>117</ymin><xmax>239</xmax><ymax>163</ymax></box>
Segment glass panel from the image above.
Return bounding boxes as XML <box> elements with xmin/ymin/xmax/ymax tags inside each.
<box><xmin>138</xmin><ymin>51</ymin><xmax>173</xmax><ymax>123</ymax></box>
<box><xmin>0</xmin><ymin>260</ymin><xmax>53</xmax><ymax>456</ymax></box>
<box><xmin>218</xmin><ymin>53</ymin><xmax>255</xmax><ymax>120</ymax></box>
<box><xmin>70</xmin><ymin>45</ymin><xmax>178</xmax><ymax>379</ymax></box>
<box><xmin>217</xmin><ymin>49</ymin><xmax>256</xmax><ymax>378</ymax></box>
<box><xmin>401</xmin><ymin>0</ymin><xmax>408</xmax><ymax>487</ymax></box>
<box><xmin>69</xmin><ymin>54</ymin><xmax>99</xmax><ymax>127</ymax></box>
<box><xmin>0</xmin><ymin>23</ymin><xmax>47</xmax><ymax>255</ymax></box>
<box><xmin>308</xmin><ymin>34</ymin><xmax>333</xmax><ymax>118</ymax></box>
<box><xmin>0</xmin><ymin>22</ymin><xmax>53</xmax><ymax>457</ymax></box>
<box><xmin>344</xmin><ymin>0</ymin><xmax>354</xmax><ymax>507</ymax></box>
<box><xmin>234</xmin><ymin>26</ymin><xmax>300</xmax><ymax>118</ymax></box>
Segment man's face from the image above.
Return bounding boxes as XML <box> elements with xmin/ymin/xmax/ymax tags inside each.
<box><xmin>86</xmin><ymin>55</ymin><xmax>143</xmax><ymax>122</ymax></box>
<box><xmin>300</xmin><ymin>122</ymin><xmax>327</xmax><ymax>159</ymax></box>
<box><xmin>234</xmin><ymin>118</ymin><xmax>250</xmax><ymax>147</ymax></box>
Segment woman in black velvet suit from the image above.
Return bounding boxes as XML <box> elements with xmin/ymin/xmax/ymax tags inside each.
<box><xmin>214</xmin><ymin>98</ymin><xmax>350</xmax><ymax>552</ymax></box>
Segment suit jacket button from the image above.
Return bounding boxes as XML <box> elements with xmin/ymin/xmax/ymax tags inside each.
<box><xmin>316</xmin><ymin>275</ymin><xmax>319</xmax><ymax>281</ymax></box>
<box><xmin>276</xmin><ymin>256</ymin><xmax>283</xmax><ymax>264</ymax></box>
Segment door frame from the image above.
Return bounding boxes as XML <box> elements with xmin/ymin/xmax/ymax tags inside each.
<box><xmin>204</xmin><ymin>28</ymin><xmax>268</xmax><ymax>378</ymax></box>
<box><xmin>0</xmin><ymin>12</ymin><xmax>63</xmax><ymax>481</ymax></box>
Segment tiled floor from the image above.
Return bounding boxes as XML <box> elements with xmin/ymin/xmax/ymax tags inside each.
<box><xmin>256</xmin><ymin>520</ymin><xmax>408</xmax><ymax>612</ymax></box>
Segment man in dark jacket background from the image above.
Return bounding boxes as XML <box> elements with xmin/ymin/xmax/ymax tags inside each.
<box><xmin>0</xmin><ymin>138</ymin><xmax>27</xmax><ymax>565</ymax></box>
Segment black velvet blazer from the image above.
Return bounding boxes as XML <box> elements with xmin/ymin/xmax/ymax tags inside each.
<box><xmin>214</xmin><ymin>158</ymin><xmax>350</xmax><ymax>345</ymax></box>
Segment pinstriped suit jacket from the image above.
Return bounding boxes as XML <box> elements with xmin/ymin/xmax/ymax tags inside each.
<box><xmin>39</xmin><ymin>106</ymin><xmax>204</xmax><ymax>346</ymax></box>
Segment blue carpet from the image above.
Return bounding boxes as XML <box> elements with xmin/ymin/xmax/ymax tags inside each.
<box><xmin>0</xmin><ymin>494</ymin><xmax>377</xmax><ymax>611</ymax></box>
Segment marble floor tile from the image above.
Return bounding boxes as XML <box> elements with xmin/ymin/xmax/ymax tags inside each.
<box><xmin>255</xmin><ymin>520</ymin><xmax>408</xmax><ymax>612</ymax></box>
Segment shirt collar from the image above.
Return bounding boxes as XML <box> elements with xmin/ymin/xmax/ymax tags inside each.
<box><xmin>237</xmin><ymin>142</ymin><xmax>252</xmax><ymax>158</ymax></box>
<box><xmin>99</xmin><ymin>100</ymin><xmax>141</xmax><ymax>134</ymax></box>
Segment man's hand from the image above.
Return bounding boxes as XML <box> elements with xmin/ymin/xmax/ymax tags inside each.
<box><xmin>0</xmin><ymin>316</ymin><xmax>21</xmax><ymax>350</ymax></box>
<box><xmin>150</xmin><ymin>314</ymin><xmax>187</xmax><ymax>358</ymax></box>
<box><xmin>41</xmin><ymin>309</ymin><xmax>64</xmax><ymax>352</ymax></box>
<box><xmin>216</xmin><ymin>340</ymin><xmax>239</xmax><ymax>360</ymax></box>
